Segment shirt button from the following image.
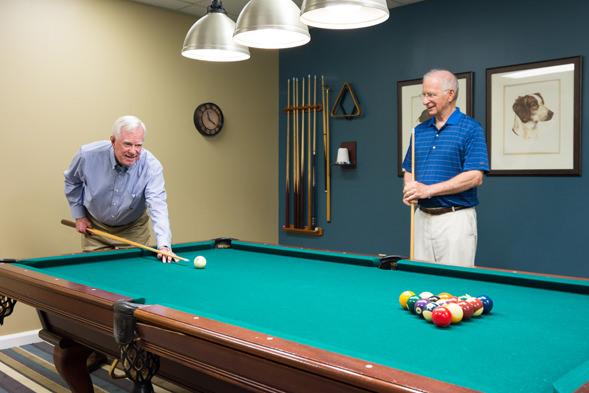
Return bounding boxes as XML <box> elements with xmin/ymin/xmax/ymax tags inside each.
<box><xmin>433</xmin><ymin>146</ymin><xmax>436</xmax><ymax>149</ymax></box>
<box><xmin>112</xmin><ymin>202</ymin><xmax>116</xmax><ymax>205</ymax></box>
<box><xmin>115</xmin><ymin>189</ymin><xmax>118</xmax><ymax>192</ymax></box>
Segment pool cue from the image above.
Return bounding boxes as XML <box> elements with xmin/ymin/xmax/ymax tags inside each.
<box><xmin>306</xmin><ymin>75</ymin><xmax>312</xmax><ymax>228</ymax></box>
<box><xmin>293</xmin><ymin>78</ymin><xmax>300</xmax><ymax>228</ymax></box>
<box><xmin>300</xmin><ymin>77</ymin><xmax>306</xmax><ymax>227</ymax></box>
<box><xmin>311</xmin><ymin>75</ymin><xmax>317</xmax><ymax>228</ymax></box>
<box><xmin>325</xmin><ymin>85</ymin><xmax>331</xmax><ymax>223</ymax></box>
<box><xmin>285</xmin><ymin>78</ymin><xmax>291</xmax><ymax>227</ymax></box>
<box><xmin>60</xmin><ymin>219</ymin><xmax>188</xmax><ymax>262</ymax></box>
<box><xmin>321</xmin><ymin>76</ymin><xmax>328</xmax><ymax>223</ymax></box>
<box><xmin>410</xmin><ymin>128</ymin><xmax>415</xmax><ymax>260</ymax></box>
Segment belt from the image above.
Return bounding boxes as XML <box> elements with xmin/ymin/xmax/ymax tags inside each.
<box><xmin>419</xmin><ymin>206</ymin><xmax>469</xmax><ymax>215</ymax></box>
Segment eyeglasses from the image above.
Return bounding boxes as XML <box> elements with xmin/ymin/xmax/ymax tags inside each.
<box><xmin>420</xmin><ymin>89</ymin><xmax>452</xmax><ymax>99</ymax></box>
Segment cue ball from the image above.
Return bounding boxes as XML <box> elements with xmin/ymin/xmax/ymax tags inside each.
<box><xmin>193</xmin><ymin>256</ymin><xmax>207</xmax><ymax>269</ymax></box>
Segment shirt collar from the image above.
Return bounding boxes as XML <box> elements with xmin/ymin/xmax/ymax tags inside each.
<box><xmin>109</xmin><ymin>145</ymin><xmax>117</xmax><ymax>169</ymax></box>
<box><xmin>446</xmin><ymin>107</ymin><xmax>463</xmax><ymax>125</ymax></box>
<box><xmin>425</xmin><ymin>107</ymin><xmax>463</xmax><ymax>129</ymax></box>
<box><xmin>110</xmin><ymin>145</ymin><xmax>130</xmax><ymax>173</ymax></box>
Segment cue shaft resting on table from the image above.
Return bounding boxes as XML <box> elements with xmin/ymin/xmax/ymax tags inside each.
<box><xmin>60</xmin><ymin>219</ymin><xmax>188</xmax><ymax>262</ymax></box>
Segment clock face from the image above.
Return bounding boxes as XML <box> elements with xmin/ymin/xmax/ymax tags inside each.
<box><xmin>194</xmin><ymin>103</ymin><xmax>224</xmax><ymax>136</ymax></box>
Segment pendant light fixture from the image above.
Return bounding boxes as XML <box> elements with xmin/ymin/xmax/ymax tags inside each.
<box><xmin>233</xmin><ymin>0</ymin><xmax>310</xmax><ymax>49</ymax></box>
<box><xmin>181</xmin><ymin>0</ymin><xmax>250</xmax><ymax>62</ymax></box>
<box><xmin>300</xmin><ymin>0</ymin><xmax>390</xmax><ymax>30</ymax></box>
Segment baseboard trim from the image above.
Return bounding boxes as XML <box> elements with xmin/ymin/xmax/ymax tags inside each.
<box><xmin>0</xmin><ymin>330</ymin><xmax>42</xmax><ymax>350</ymax></box>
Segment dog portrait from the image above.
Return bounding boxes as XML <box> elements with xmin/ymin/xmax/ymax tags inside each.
<box><xmin>487</xmin><ymin>56</ymin><xmax>580</xmax><ymax>174</ymax></box>
<box><xmin>512</xmin><ymin>93</ymin><xmax>554</xmax><ymax>139</ymax></box>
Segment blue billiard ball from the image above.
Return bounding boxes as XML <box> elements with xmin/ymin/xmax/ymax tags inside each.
<box><xmin>422</xmin><ymin>302</ymin><xmax>439</xmax><ymax>321</ymax></box>
<box><xmin>477</xmin><ymin>295</ymin><xmax>494</xmax><ymax>314</ymax></box>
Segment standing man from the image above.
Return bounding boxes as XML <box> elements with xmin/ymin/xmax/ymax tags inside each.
<box><xmin>402</xmin><ymin>69</ymin><xmax>489</xmax><ymax>267</ymax></box>
<box><xmin>64</xmin><ymin>115</ymin><xmax>176</xmax><ymax>262</ymax></box>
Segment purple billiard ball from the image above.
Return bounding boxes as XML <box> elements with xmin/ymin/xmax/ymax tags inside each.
<box><xmin>477</xmin><ymin>295</ymin><xmax>494</xmax><ymax>314</ymax></box>
<box><xmin>414</xmin><ymin>299</ymin><xmax>429</xmax><ymax>317</ymax></box>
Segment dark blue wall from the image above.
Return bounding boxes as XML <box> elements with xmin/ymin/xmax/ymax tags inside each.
<box><xmin>278</xmin><ymin>0</ymin><xmax>589</xmax><ymax>278</ymax></box>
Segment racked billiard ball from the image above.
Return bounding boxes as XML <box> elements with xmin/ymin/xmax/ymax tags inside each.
<box><xmin>437</xmin><ymin>292</ymin><xmax>453</xmax><ymax>300</ymax></box>
<box><xmin>431</xmin><ymin>307</ymin><xmax>452</xmax><ymax>327</ymax></box>
<box><xmin>414</xmin><ymin>299</ymin><xmax>429</xmax><ymax>317</ymax></box>
<box><xmin>398</xmin><ymin>290</ymin><xmax>415</xmax><ymax>309</ymax></box>
<box><xmin>444</xmin><ymin>303</ymin><xmax>464</xmax><ymax>324</ymax></box>
<box><xmin>478</xmin><ymin>295</ymin><xmax>494</xmax><ymax>314</ymax></box>
<box><xmin>406</xmin><ymin>295</ymin><xmax>421</xmax><ymax>313</ymax></box>
<box><xmin>422</xmin><ymin>302</ymin><xmax>439</xmax><ymax>322</ymax></box>
<box><xmin>457</xmin><ymin>300</ymin><xmax>474</xmax><ymax>320</ymax></box>
<box><xmin>468</xmin><ymin>298</ymin><xmax>484</xmax><ymax>317</ymax></box>
<box><xmin>419</xmin><ymin>291</ymin><xmax>434</xmax><ymax>299</ymax></box>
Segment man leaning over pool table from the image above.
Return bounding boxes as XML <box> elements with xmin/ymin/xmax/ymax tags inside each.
<box><xmin>64</xmin><ymin>115</ymin><xmax>178</xmax><ymax>263</ymax></box>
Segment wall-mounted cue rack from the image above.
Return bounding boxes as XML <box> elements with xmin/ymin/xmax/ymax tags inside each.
<box><xmin>282</xmin><ymin>75</ymin><xmax>331</xmax><ymax>236</ymax></box>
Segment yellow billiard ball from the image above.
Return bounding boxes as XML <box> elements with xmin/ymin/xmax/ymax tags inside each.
<box><xmin>193</xmin><ymin>256</ymin><xmax>207</xmax><ymax>269</ymax></box>
<box><xmin>444</xmin><ymin>303</ymin><xmax>464</xmax><ymax>324</ymax></box>
<box><xmin>398</xmin><ymin>290</ymin><xmax>415</xmax><ymax>309</ymax></box>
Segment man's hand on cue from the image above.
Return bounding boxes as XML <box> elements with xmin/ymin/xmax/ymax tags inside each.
<box><xmin>157</xmin><ymin>246</ymin><xmax>179</xmax><ymax>263</ymax></box>
<box><xmin>403</xmin><ymin>180</ymin><xmax>431</xmax><ymax>205</ymax></box>
<box><xmin>75</xmin><ymin>217</ymin><xmax>92</xmax><ymax>234</ymax></box>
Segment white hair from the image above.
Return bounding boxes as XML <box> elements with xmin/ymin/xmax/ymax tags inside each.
<box><xmin>424</xmin><ymin>69</ymin><xmax>459</xmax><ymax>101</ymax></box>
<box><xmin>112</xmin><ymin>115</ymin><xmax>146</xmax><ymax>138</ymax></box>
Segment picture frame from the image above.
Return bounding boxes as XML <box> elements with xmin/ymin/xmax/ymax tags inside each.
<box><xmin>396</xmin><ymin>72</ymin><xmax>473</xmax><ymax>176</ymax></box>
<box><xmin>486</xmin><ymin>56</ymin><xmax>582</xmax><ymax>175</ymax></box>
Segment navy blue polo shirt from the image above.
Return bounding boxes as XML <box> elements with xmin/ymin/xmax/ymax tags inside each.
<box><xmin>402</xmin><ymin>108</ymin><xmax>489</xmax><ymax>208</ymax></box>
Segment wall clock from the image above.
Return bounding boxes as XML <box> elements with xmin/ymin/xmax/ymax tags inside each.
<box><xmin>194</xmin><ymin>102</ymin><xmax>224</xmax><ymax>136</ymax></box>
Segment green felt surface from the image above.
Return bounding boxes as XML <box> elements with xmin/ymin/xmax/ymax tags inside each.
<box><xmin>553</xmin><ymin>359</ymin><xmax>589</xmax><ymax>393</ymax></box>
<box><xmin>17</xmin><ymin>242</ymin><xmax>589</xmax><ymax>393</ymax></box>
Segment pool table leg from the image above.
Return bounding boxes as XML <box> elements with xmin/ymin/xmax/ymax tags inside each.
<box><xmin>53</xmin><ymin>338</ymin><xmax>94</xmax><ymax>393</ymax></box>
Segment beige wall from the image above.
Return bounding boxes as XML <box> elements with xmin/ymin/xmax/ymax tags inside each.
<box><xmin>0</xmin><ymin>0</ymin><xmax>278</xmax><ymax>335</ymax></box>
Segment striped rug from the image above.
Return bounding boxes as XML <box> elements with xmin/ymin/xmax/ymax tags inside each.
<box><xmin>0</xmin><ymin>342</ymin><xmax>191</xmax><ymax>392</ymax></box>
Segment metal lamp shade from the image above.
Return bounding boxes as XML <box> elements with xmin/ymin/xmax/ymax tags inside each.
<box><xmin>234</xmin><ymin>0</ymin><xmax>310</xmax><ymax>49</ymax></box>
<box><xmin>300</xmin><ymin>0</ymin><xmax>389</xmax><ymax>29</ymax></box>
<box><xmin>182</xmin><ymin>12</ymin><xmax>250</xmax><ymax>62</ymax></box>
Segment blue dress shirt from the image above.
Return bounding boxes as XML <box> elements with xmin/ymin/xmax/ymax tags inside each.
<box><xmin>402</xmin><ymin>108</ymin><xmax>489</xmax><ymax>208</ymax></box>
<box><xmin>64</xmin><ymin>141</ymin><xmax>171</xmax><ymax>248</ymax></box>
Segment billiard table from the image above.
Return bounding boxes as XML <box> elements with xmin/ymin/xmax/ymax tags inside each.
<box><xmin>1</xmin><ymin>238</ymin><xmax>588</xmax><ymax>393</ymax></box>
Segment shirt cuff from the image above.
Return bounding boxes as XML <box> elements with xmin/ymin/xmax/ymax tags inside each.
<box><xmin>70</xmin><ymin>206</ymin><xmax>87</xmax><ymax>219</ymax></box>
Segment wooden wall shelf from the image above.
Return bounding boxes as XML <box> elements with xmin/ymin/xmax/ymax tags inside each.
<box><xmin>282</xmin><ymin>226</ymin><xmax>324</xmax><ymax>237</ymax></box>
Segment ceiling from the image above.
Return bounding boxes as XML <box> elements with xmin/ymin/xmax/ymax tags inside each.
<box><xmin>128</xmin><ymin>0</ymin><xmax>424</xmax><ymax>20</ymax></box>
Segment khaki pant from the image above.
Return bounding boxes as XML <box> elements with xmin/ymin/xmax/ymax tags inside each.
<box><xmin>414</xmin><ymin>207</ymin><xmax>477</xmax><ymax>267</ymax></box>
<box><xmin>82</xmin><ymin>211</ymin><xmax>150</xmax><ymax>252</ymax></box>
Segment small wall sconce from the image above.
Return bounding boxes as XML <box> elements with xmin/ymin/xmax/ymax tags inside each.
<box><xmin>335</xmin><ymin>141</ymin><xmax>356</xmax><ymax>168</ymax></box>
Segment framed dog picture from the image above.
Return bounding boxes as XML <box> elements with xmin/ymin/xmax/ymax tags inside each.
<box><xmin>486</xmin><ymin>56</ymin><xmax>582</xmax><ymax>175</ymax></box>
<box><xmin>396</xmin><ymin>72</ymin><xmax>473</xmax><ymax>176</ymax></box>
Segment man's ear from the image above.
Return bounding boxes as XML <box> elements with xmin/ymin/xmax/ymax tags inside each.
<box><xmin>448</xmin><ymin>89</ymin><xmax>456</xmax><ymax>103</ymax></box>
<box><xmin>110</xmin><ymin>136</ymin><xmax>115</xmax><ymax>144</ymax></box>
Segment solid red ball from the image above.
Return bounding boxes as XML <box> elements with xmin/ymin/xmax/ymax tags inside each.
<box><xmin>431</xmin><ymin>306</ymin><xmax>452</xmax><ymax>327</ymax></box>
